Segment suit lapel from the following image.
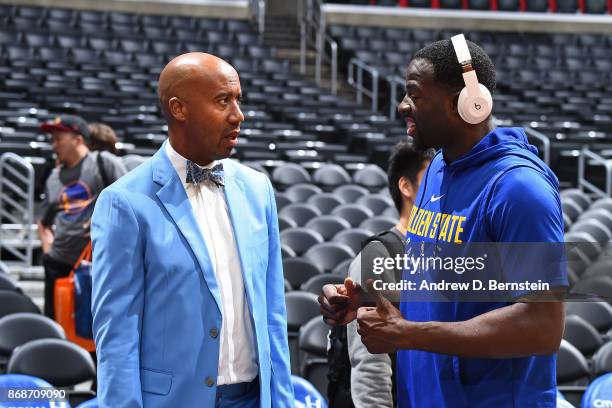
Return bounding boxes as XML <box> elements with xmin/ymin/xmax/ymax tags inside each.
<box><xmin>223</xmin><ymin>162</ymin><xmax>255</xmax><ymax>307</ymax></box>
<box><xmin>152</xmin><ymin>146</ymin><xmax>222</xmax><ymax>313</ymax></box>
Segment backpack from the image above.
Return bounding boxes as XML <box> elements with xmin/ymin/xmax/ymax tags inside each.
<box><xmin>327</xmin><ymin>229</ymin><xmax>404</xmax><ymax>408</ymax></box>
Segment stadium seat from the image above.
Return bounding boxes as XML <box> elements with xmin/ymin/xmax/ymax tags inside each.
<box><xmin>283</xmin><ymin>258</ymin><xmax>324</xmax><ymax>290</ymax></box>
<box><xmin>360</xmin><ymin>215</ymin><xmax>397</xmax><ymax>234</ymax></box>
<box><xmin>301</xmin><ymin>274</ymin><xmax>346</xmax><ymax>295</ymax></box>
<box><xmin>556</xmin><ymin>0</ymin><xmax>579</xmax><ymax>12</ymax></box>
<box><xmin>557</xmin><ymin>339</ymin><xmax>590</xmax><ymax>385</ymax></box>
<box><xmin>562</xmin><ymin>200</ymin><xmax>583</xmax><ymax>222</ymax></box>
<box><xmin>275</xmin><ymin>192</ymin><xmax>294</xmax><ymax>211</ymax></box>
<box><xmin>332</xmin><ymin>204</ymin><xmax>374</xmax><ymax>227</ymax></box>
<box><xmin>352</xmin><ymin>164</ymin><xmax>387</xmax><ymax>191</ymax></box>
<box><xmin>272</xmin><ymin>163</ymin><xmax>312</xmax><ymax>189</ymax></box>
<box><xmin>285</xmin><ymin>291</ymin><xmax>321</xmax><ymax>374</ymax></box>
<box><xmin>561</xmin><ymin>189</ymin><xmax>592</xmax><ymax>211</ymax></box>
<box><xmin>582</xmin><ymin>259</ymin><xmax>612</xmax><ymax>281</ymax></box>
<box><xmin>332</xmin><ymin>228</ymin><xmax>371</xmax><ymax>255</ymax></box>
<box><xmin>292</xmin><ymin>375</ymin><xmax>328</xmax><ymax>408</ymax></box>
<box><xmin>573</xmin><ymin>276</ymin><xmax>612</xmax><ymax>300</ymax></box>
<box><xmin>496</xmin><ymin>0</ymin><xmax>520</xmax><ymax>11</ymax></box>
<box><xmin>307</xmin><ymin>193</ymin><xmax>345</xmax><ymax>214</ymax></box>
<box><xmin>333</xmin><ymin>184</ymin><xmax>370</xmax><ymax>203</ymax></box>
<box><xmin>563</xmin><ymin>315</ymin><xmax>604</xmax><ymax>356</ymax></box>
<box><xmin>278</xmin><ymin>214</ymin><xmax>298</xmax><ymax>231</ymax></box>
<box><xmin>304</xmin><ymin>242</ymin><xmax>355</xmax><ymax>274</ymax></box>
<box><xmin>593</xmin><ymin>342</ymin><xmax>612</xmax><ymax>376</ymax></box>
<box><xmin>564</xmin><ymin>231</ymin><xmax>602</xmax><ymax>262</ymax></box>
<box><xmin>590</xmin><ymin>198</ymin><xmax>612</xmax><ymax>213</ymax></box>
<box><xmin>306</xmin><ymin>215</ymin><xmax>352</xmax><ymax>240</ymax></box>
<box><xmin>281</xmin><ymin>245</ymin><xmax>297</xmax><ymax>259</ymax></box>
<box><xmin>285</xmin><ymin>183</ymin><xmax>323</xmax><ymax>202</ymax></box>
<box><xmin>567</xmin><ymin>302</ymin><xmax>612</xmax><ymax>333</ymax></box>
<box><xmin>0</xmin><ymin>374</ymin><xmax>71</xmax><ymax>407</ymax></box>
<box><xmin>0</xmin><ymin>273</ymin><xmax>21</xmax><ymax>292</ymax></box>
<box><xmin>313</xmin><ymin>164</ymin><xmax>352</xmax><ymax>191</ymax></box>
<box><xmin>570</xmin><ymin>219</ymin><xmax>612</xmax><ymax>244</ymax></box>
<box><xmin>577</xmin><ymin>209</ymin><xmax>612</xmax><ymax>231</ymax></box>
<box><xmin>279</xmin><ymin>203</ymin><xmax>321</xmax><ymax>227</ymax></box>
<box><xmin>0</xmin><ymin>290</ymin><xmax>40</xmax><ymax>318</ymax></box>
<box><xmin>584</xmin><ymin>0</ymin><xmax>607</xmax><ymax>12</ymax></box>
<box><xmin>281</xmin><ymin>227</ymin><xmax>325</xmax><ymax>257</ymax></box>
<box><xmin>7</xmin><ymin>338</ymin><xmax>96</xmax><ymax>405</ymax></box>
<box><xmin>468</xmin><ymin>0</ymin><xmax>491</xmax><ymax>9</ymax></box>
<box><xmin>0</xmin><ymin>313</ymin><xmax>65</xmax><ymax>359</ymax></box>
<box><xmin>526</xmin><ymin>0</ymin><xmax>549</xmax><ymax>11</ymax></box>
<box><xmin>356</xmin><ymin>194</ymin><xmax>394</xmax><ymax>215</ymax></box>
<box><xmin>298</xmin><ymin>316</ymin><xmax>330</xmax><ymax>396</ymax></box>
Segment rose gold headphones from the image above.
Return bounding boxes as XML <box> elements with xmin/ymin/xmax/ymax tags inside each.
<box><xmin>451</xmin><ymin>34</ymin><xmax>493</xmax><ymax>125</ymax></box>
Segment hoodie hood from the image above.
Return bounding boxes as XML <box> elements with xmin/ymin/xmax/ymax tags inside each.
<box><xmin>442</xmin><ymin>126</ymin><xmax>558</xmax><ymax>189</ymax></box>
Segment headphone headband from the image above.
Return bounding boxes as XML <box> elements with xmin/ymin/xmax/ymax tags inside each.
<box><xmin>450</xmin><ymin>33</ymin><xmax>493</xmax><ymax>124</ymax></box>
<box><xmin>451</xmin><ymin>34</ymin><xmax>472</xmax><ymax>66</ymax></box>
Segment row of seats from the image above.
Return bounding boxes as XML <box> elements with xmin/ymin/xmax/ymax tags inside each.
<box><xmin>328</xmin><ymin>0</ymin><xmax>611</xmax><ymax>13</ymax></box>
<box><xmin>329</xmin><ymin>25</ymin><xmax>612</xmax><ymax>186</ymax></box>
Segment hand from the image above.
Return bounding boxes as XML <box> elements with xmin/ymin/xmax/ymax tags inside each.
<box><xmin>357</xmin><ymin>279</ymin><xmax>406</xmax><ymax>354</ymax></box>
<box><xmin>319</xmin><ymin>277</ymin><xmax>363</xmax><ymax>326</ymax></box>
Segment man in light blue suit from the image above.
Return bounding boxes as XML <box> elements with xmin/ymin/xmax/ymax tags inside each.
<box><xmin>91</xmin><ymin>53</ymin><xmax>294</xmax><ymax>407</ymax></box>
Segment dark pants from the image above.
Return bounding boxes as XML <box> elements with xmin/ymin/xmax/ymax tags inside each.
<box><xmin>215</xmin><ymin>376</ymin><xmax>260</xmax><ymax>408</ymax></box>
<box><xmin>43</xmin><ymin>253</ymin><xmax>72</xmax><ymax>319</ymax></box>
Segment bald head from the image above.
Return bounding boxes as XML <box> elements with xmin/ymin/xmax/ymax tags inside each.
<box><xmin>158</xmin><ymin>52</ymin><xmax>237</xmax><ymax>121</ymax></box>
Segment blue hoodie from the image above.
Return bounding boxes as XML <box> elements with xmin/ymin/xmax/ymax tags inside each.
<box><xmin>397</xmin><ymin>127</ymin><xmax>568</xmax><ymax>408</ymax></box>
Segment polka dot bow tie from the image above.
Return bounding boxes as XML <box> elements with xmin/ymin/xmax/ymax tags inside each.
<box><xmin>185</xmin><ymin>161</ymin><xmax>225</xmax><ymax>187</ymax></box>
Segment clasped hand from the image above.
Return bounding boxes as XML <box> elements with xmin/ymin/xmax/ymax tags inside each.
<box><xmin>319</xmin><ymin>278</ymin><xmax>406</xmax><ymax>354</ymax></box>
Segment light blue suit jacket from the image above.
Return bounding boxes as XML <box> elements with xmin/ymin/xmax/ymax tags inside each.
<box><xmin>91</xmin><ymin>145</ymin><xmax>294</xmax><ymax>407</ymax></box>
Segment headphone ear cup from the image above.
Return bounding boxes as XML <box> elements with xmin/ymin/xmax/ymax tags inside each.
<box><xmin>457</xmin><ymin>86</ymin><xmax>470</xmax><ymax>123</ymax></box>
<box><xmin>457</xmin><ymin>84</ymin><xmax>493</xmax><ymax>125</ymax></box>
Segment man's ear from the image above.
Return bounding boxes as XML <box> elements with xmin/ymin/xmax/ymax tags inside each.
<box><xmin>168</xmin><ymin>97</ymin><xmax>186</xmax><ymax>121</ymax></box>
<box><xmin>449</xmin><ymin>91</ymin><xmax>461</xmax><ymax>120</ymax></box>
<box><xmin>398</xmin><ymin>176</ymin><xmax>415</xmax><ymax>202</ymax></box>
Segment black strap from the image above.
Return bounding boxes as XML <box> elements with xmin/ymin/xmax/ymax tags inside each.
<box><xmin>363</xmin><ymin>230</ymin><xmax>405</xmax><ymax>261</ymax></box>
<box><xmin>327</xmin><ymin>229</ymin><xmax>404</xmax><ymax>407</ymax></box>
<box><xmin>96</xmin><ymin>151</ymin><xmax>111</xmax><ymax>188</ymax></box>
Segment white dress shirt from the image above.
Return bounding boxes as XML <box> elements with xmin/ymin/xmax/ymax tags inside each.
<box><xmin>165</xmin><ymin>141</ymin><xmax>258</xmax><ymax>385</ymax></box>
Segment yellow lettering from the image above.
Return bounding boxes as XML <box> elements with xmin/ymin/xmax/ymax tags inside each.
<box><xmin>429</xmin><ymin>213</ymin><xmax>441</xmax><ymax>239</ymax></box>
<box><xmin>407</xmin><ymin>206</ymin><xmax>419</xmax><ymax>234</ymax></box>
<box><xmin>447</xmin><ymin>215</ymin><xmax>460</xmax><ymax>242</ymax></box>
<box><xmin>438</xmin><ymin>214</ymin><xmax>450</xmax><ymax>241</ymax></box>
<box><xmin>412</xmin><ymin>208</ymin><xmax>425</xmax><ymax>235</ymax></box>
<box><xmin>420</xmin><ymin>211</ymin><xmax>434</xmax><ymax>236</ymax></box>
<box><xmin>454</xmin><ymin>216</ymin><xmax>466</xmax><ymax>243</ymax></box>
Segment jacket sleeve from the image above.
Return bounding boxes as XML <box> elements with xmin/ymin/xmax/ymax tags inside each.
<box><xmin>264</xmin><ymin>176</ymin><xmax>295</xmax><ymax>407</ymax></box>
<box><xmin>347</xmin><ymin>243</ymin><xmax>394</xmax><ymax>408</ymax></box>
<box><xmin>91</xmin><ymin>188</ymin><xmax>145</xmax><ymax>408</ymax></box>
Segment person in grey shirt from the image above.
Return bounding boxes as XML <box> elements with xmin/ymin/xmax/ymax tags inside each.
<box><xmin>347</xmin><ymin>142</ymin><xmax>431</xmax><ymax>408</ymax></box>
<box><xmin>37</xmin><ymin>115</ymin><xmax>127</xmax><ymax>318</ymax></box>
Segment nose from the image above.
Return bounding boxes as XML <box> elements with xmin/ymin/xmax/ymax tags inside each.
<box><xmin>229</xmin><ymin>101</ymin><xmax>244</xmax><ymax>126</ymax></box>
<box><xmin>397</xmin><ymin>95</ymin><xmax>412</xmax><ymax>117</ymax></box>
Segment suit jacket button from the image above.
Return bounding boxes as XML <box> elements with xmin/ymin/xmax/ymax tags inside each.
<box><xmin>210</xmin><ymin>328</ymin><xmax>219</xmax><ymax>338</ymax></box>
<box><xmin>205</xmin><ymin>377</ymin><xmax>214</xmax><ymax>387</ymax></box>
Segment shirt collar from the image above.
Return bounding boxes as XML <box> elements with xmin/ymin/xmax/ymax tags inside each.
<box><xmin>165</xmin><ymin>140</ymin><xmax>218</xmax><ymax>187</ymax></box>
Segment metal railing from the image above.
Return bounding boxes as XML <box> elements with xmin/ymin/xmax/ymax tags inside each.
<box><xmin>388</xmin><ymin>75</ymin><xmax>405</xmax><ymax>120</ymax></box>
<box><xmin>248</xmin><ymin>0</ymin><xmax>265</xmax><ymax>35</ymax></box>
<box><xmin>298</xmin><ymin>0</ymin><xmax>338</xmax><ymax>94</ymax></box>
<box><xmin>347</xmin><ymin>58</ymin><xmax>380</xmax><ymax>111</ymax></box>
<box><xmin>524</xmin><ymin>126</ymin><xmax>550</xmax><ymax>166</ymax></box>
<box><xmin>0</xmin><ymin>152</ymin><xmax>35</xmax><ymax>270</ymax></box>
<box><xmin>578</xmin><ymin>148</ymin><xmax>612</xmax><ymax>198</ymax></box>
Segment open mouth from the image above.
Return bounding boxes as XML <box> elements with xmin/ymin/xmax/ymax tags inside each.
<box><xmin>405</xmin><ymin>118</ymin><xmax>416</xmax><ymax>136</ymax></box>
